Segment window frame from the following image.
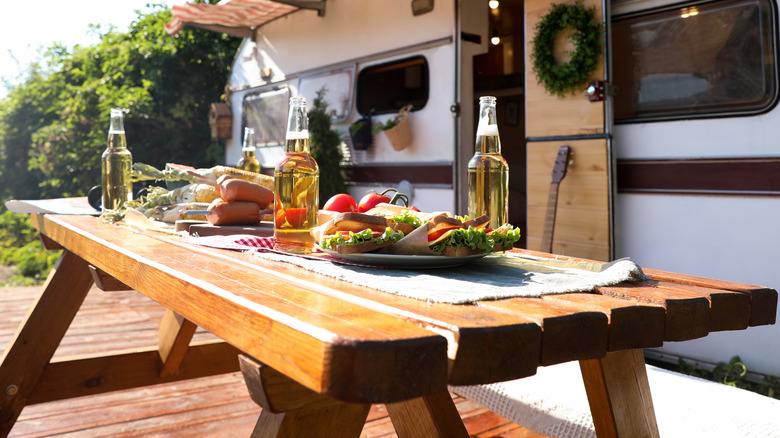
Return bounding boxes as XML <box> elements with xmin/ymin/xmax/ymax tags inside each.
<box><xmin>241</xmin><ymin>86</ymin><xmax>291</xmax><ymax>148</ymax></box>
<box><xmin>612</xmin><ymin>0</ymin><xmax>780</xmax><ymax>124</ymax></box>
<box><xmin>356</xmin><ymin>55</ymin><xmax>430</xmax><ymax>116</ymax></box>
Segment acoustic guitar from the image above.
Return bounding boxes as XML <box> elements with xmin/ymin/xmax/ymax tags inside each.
<box><xmin>540</xmin><ymin>145</ymin><xmax>571</xmax><ymax>253</ymax></box>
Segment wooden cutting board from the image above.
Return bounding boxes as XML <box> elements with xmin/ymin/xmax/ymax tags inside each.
<box><xmin>176</xmin><ymin>220</ymin><xmax>274</xmax><ymax>237</ymax></box>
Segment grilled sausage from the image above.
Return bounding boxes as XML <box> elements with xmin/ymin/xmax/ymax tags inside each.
<box><xmin>207</xmin><ymin>199</ymin><xmax>262</xmax><ymax>225</ymax></box>
<box><xmin>219</xmin><ymin>178</ymin><xmax>274</xmax><ymax>209</ymax></box>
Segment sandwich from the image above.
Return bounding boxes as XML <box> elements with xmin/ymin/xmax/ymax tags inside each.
<box><xmin>426</xmin><ymin>214</ymin><xmax>493</xmax><ymax>256</ymax></box>
<box><xmin>382</xmin><ymin>214</ymin><xmax>494</xmax><ymax>257</ymax></box>
<box><xmin>387</xmin><ymin>209</ymin><xmax>424</xmax><ymax>235</ymax></box>
<box><xmin>318</xmin><ymin>212</ymin><xmax>405</xmax><ymax>254</ymax></box>
<box><xmin>315</xmin><ymin>210</ymin><xmax>521</xmax><ymax>257</ymax></box>
<box><xmin>487</xmin><ymin>223</ymin><xmax>522</xmax><ymax>251</ymax></box>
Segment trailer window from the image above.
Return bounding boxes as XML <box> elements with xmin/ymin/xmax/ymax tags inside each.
<box><xmin>357</xmin><ymin>56</ymin><xmax>429</xmax><ymax>116</ymax></box>
<box><xmin>242</xmin><ymin>87</ymin><xmax>290</xmax><ymax>147</ymax></box>
<box><xmin>613</xmin><ymin>0</ymin><xmax>777</xmax><ymax>122</ymax></box>
<box><xmin>298</xmin><ymin>67</ymin><xmax>355</xmax><ymax>122</ymax></box>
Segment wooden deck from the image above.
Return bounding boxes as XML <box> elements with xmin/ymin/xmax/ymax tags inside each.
<box><xmin>1</xmin><ymin>284</ymin><xmax>547</xmax><ymax>437</ymax></box>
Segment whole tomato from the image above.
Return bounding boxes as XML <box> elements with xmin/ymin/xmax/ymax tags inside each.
<box><xmin>357</xmin><ymin>192</ymin><xmax>391</xmax><ymax>213</ymax></box>
<box><xmin>323</xmin><ymin>193</ymin><xmax>357</xmax><ymax>213</ymax></box>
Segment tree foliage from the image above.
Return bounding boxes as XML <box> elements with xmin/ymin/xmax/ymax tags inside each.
<box><xmin>0</xmin><ymin>2</ymin><xmax>240</xmax><ymax>282</ymax></box>
<box><xmin>308</xmin><ymin>88</ymin><xmax>346</xmax><ymax>206</ymax></box>
<box><xmin>0</xmin><ymin>2</ymin><xmax>240</xmax><ymax>201</ymax></box>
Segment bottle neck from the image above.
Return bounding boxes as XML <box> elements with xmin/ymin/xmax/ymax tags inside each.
<box><xmin>108</xmin><ymin>110</ymin><xmax>127</xmax><ymax>150</ymax></box>
<box><xmin>285</xmin><ymin>98</ymin><xmax>310</xmax><ymax>154</ymax></box>
<box><xmin>285</xmin><ymin>136</ymin><xmax>311</xmax><ymax>154</ymax></box>
<box><xmin>107</xmin><ymin>131</ymin><xmax>127</xmax><ymax>150</ymax></box>
<box><xmin>475</xmin><ymin>103</ymin><xmax>501</xmax><ymax>154</ymax></box>
<box><xmin>242</xmin><ymin>147</ymin><xmax>256</xmax><ymax>158</ymax></box>
<box><xmin>475</xmin><ymin>133</ymin><xmax>501</xmax><ymax>154</ymax></box>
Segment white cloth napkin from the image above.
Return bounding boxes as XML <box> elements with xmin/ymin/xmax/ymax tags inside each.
<box><xmin>184</xmin><ymin>234</ymin><xmax>647</xmax><ymax>304</ymax></box>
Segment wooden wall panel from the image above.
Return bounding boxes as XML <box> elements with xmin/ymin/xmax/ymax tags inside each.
<box><xmin>524</xmin><ymin>0</ymin><xmax>605</xmax><ymax>138</ymax></box>
<box><xmin>526</xmin><ymin>139</ymin><xmax>610</xmax><ymax>261</ymax></box>
<box><xmin>524</xmin><ymin>0</ymin><xmax>611</xmax><ymax>261</ymax></box>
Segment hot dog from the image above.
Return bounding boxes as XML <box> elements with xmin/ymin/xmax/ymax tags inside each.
<box><xmin>219</xmin><ymin>178</ymin><xmax>274</xmax><ymax>209</ymax></box>
<box><xmin>207</xmin><ymin>199</ymin><xmax>262</xmax><ymax>225</ymax></box>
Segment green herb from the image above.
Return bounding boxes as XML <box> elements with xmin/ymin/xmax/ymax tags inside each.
<box><xmin>131</xmin><ymin>163</ymin><xmax>198</xmax><ymax>184</ymax></box>
<box><xmin>349</xmin><ymin>120</ymin><xmax>366</xmax><ymax>135</ymax></box>
<box><xmin>371</xmin><ymin>118</ymin><xmax>397</xmax><ymax>134</ymax></box>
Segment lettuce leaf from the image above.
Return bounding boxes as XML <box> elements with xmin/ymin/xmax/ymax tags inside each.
<box><xmin>430</xmin><ymin>226</ymin><xmax>493</xmax><ymax>254</ymax></box>
<box><xmin>490</xmin><ymin>224</ymin><xmax>521</xmax><ymax>247</ymax></box>
<box><xmin>389</xmin><ymin>210</ymin><xmax>423</xmax><ymax>228</ymax></box>
<box><xmin>320</xmin><ymin>227</ymin><xmax>404</xmax><ymax>250</ymax></box>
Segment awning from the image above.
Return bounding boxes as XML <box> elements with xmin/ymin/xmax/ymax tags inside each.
<box><xmin>165</xmin><ymin>0</ymin><xmax>326</xmax><ymax>38</ymax></box>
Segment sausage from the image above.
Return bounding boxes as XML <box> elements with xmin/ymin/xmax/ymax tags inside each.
<box><xmin>207</xmin><ymin>199</ymin><xmax>262</xmax><ymax>225</ymax></box>
<box><xmin>219</xmin><ymin>178</ymin><xmax>274</xmax><ymax>209</ymax></box>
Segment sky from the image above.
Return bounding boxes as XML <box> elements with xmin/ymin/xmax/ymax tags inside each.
<box><xmin>0</xmin><ymin>0</ymin><xmax>186</xmax><ymax>99</ymax></box>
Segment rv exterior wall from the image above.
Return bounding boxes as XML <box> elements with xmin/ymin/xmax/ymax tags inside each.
<box><xmin>613</xmin><ymin>0</ymin><xmax>780</xmax><ymax>377</ymax></box>
<box><xmin>223</xmin><ymin>0</ymin><xmax>484</xmax><ymax>214</ymax></box>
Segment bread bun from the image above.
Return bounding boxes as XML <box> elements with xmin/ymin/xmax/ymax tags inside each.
<box><xmin>330</xmin><ymin>236</ymin><xmax>396</xmax><ymax>254</ymax></box>
<box><xmin>463</xmin><ymin>214</ymin><xmax>490</xmax><ymax>230</ymax></box>
<box><xmin>428</xmin><ymin>214</ymin><xmax>464</xmax><ymax>234</ymax></box>
<box><xmin>439</xmin><ymin>246</ymin><xmax>486</xmax><ymax>257</ymax></box>
<box><xmin>389</xmin><ymin>221</ymin><xmax>416</xmax><ymax>235</ymax></box>
<box><xmin>322</xmin><ymin>212</ymin><xmax>388</xmax><ymax>235</ymax></box>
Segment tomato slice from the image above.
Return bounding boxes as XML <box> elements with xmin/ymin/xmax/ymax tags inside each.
<box><xmin>427</xmin><ymin>226</ymin><xmax>462</xmax><ymax>242</ymax></box>
<box><xmin>274</xmin><ymin>198</ymin><xmax>285</xmax><ymax>228</ymax></box>
<box><xmin>285</xmin><ymin>208</ymin><xmax>308</xmax><ymax>228</ymax></box>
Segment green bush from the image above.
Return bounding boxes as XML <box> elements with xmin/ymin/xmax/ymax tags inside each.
<box><xmin>14</xmin><ymin>241</ymin><xmax>55</xmax><ymax>278</ymax></box>
<box><xmin>0</xmin><ymin>209</ymin><xmax>59</xmax><ymax>285</ymax></box>
<box><xmin>675</xmin><ymin>355</ymin><xmax>780</xmax><ymax>400</ymax></box>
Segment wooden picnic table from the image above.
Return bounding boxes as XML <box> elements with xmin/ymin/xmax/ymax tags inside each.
<box><xmin>1</xmin><ymin>213</ymin><xmax>776</xmax><ymax>437</ymax></box>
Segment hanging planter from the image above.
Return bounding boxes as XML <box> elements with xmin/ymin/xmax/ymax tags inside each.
<box><xmin>530</xmin><ymin>0</ymin><xmax>603</xmax><ymax>97</ymax></box>
<box><xmin>374</xmin><ymin>104</ymin><xmax>413</xmax><ymax>151</ymax></box>
<box><xmin>349</xmin><ymin>116</ymin><xmax>373</xmax><ymax>150</ymax></box>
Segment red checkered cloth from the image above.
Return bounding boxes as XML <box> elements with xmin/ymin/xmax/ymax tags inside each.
<box><xmin>184</xmin><ymin>234</ymin><xmax>275</xmax><ymax>251</ymax></box>
<box><xmin>183</xmin><ymin>234</ymin><xmax>379</xmax><ymax>267</ymax></box>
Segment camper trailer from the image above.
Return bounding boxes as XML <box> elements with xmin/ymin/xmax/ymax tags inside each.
<box><xmin>172</xmin><ymin>0</ymin><xmax>780</xmax><ymax>379</ymax></box>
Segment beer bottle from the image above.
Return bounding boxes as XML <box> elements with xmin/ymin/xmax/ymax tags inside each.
<box><xmin>236</xmin><ymin>127</ymin><xmax>261</xmax><ymax>173</ymax></box>
<box><xmin>273</xmin><ymin>97</ymin><xmax>319</xmax><ymax>253</ymax></box>
<box><xmin>101</xmin><ymin>108</ymin><xmax>133</xmax><ymax>213</ymax></box>
<box><xmin>467</xmin><ymin>96</ymin><xmax>508</xmax><ymax>229</ymax></box>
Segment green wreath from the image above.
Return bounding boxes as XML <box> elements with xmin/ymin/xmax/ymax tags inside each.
<box><xmin>531</xmin><ymin>1</ymin><xmax>603</xmax><ymax>97</ymax></box>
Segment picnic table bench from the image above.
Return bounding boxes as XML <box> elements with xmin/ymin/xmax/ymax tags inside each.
<box><xmin>0</xmin><ymin>213</ymin><xmax>776</xmax><ymax>437</ymax></box>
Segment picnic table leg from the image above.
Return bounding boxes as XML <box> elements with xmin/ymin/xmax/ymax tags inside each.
<box><xmin>239</xmin><ymin>355</ymin><xmax>370</xmax><ymax>438</ymax></box>
<box><xmin>580</xmin><ymin>348</ymin><xmax>660</xmax><ymax>438</ymax></box>
<box><xmin>385</xmin><ymin>390</ymin><xmax>469</xmax><ymax>438</ymax></box>
<box><xmin>0</xmin><ymin>250</ymin><xmax>93</xmax><ymax>435</ymax></box>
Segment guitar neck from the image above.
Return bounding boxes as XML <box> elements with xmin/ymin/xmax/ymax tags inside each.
<box><xmin>540</xmin><ymin>182</ymin><xmax>561</xmax><ymax>253</ymax></box>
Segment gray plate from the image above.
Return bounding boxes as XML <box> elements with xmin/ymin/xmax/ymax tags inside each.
<box><xmin>318</xmin><ymin>247</ymin><xmax>488</xmax><ymax>269</ymax></box>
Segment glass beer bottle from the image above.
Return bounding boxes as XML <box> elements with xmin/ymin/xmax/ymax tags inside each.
<box><xmin>101</xmin><ymin>108</ymin><xmax>133</xmax><ymax>213</ymax></box>
<box><xmin>274</xmin><ymin>97</ymin><xmax>319</xmax><ymax>253</ymax></box>
<box><xmin>236</xmin><ymin>127</ymin><xmax>261</xmax><ymax>173</ymax></box>
<box><xmin>467</xmin><ymin>96</ymin><xmax>508</xmax><ymax>229</ymax></box>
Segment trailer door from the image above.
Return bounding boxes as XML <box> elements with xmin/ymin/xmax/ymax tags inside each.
<box><xmin>524</xmin><ymin>0</ymin><xmax>613</xmax><ymax>261</ymax></box>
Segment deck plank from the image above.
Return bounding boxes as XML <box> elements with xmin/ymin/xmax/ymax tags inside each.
<box><xmin>1</xmin><ymin>285</ymin><xmax>547</xmax><ymax>438</ymax></box>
